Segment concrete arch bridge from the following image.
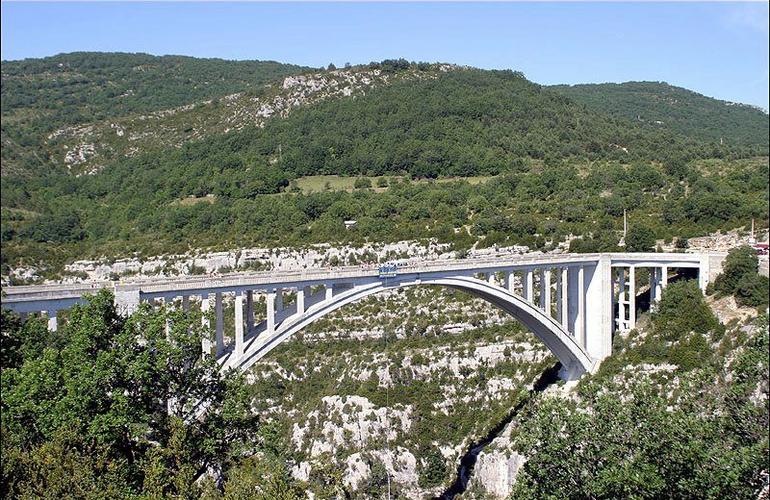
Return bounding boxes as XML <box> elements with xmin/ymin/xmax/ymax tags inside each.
<box><xmin>2</xmin><ymin>252</ymin><xmax>725</xmax><ymax>380</ymax></box>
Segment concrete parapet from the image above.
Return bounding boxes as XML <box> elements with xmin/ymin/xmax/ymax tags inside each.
<box><xmin>114</xmin><ymin>289</ymin><xmax>141</xmax><ymax>316</ymax></box>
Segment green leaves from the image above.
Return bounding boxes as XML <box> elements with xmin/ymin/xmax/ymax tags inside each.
<box><xmin>653</xmin><ymin>280</ymin><xmax>720</xmax><ymax>341</ymax></box>
<box><xmin>512</xmin><ymin>380</ymin><xmax>768</xmax><ymax>499</ymax></box>
<box><xmin>712</xmin><ymin>246</ymin><xmax>769</xmax><ymax>308</ymax></box>
<box><xmin>1</xmin><ymin>290</ymin><xmax>259</xmax><ymax>496</ymax></box>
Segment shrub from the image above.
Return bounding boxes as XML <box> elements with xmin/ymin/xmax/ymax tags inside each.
<box><xmin>626</xmin><ymin>224</ymin><xmax>656</xmax><ymax>252</ymax></box>
<box><xmin>419</xmin><ymin>447</ymin><xmax>448</xmax><ymax>488</ymax></box>
<box><xmin>714</xmin><ymin>246</ymin><xmax>759</xmax><ymax>295</ymax></box>
<box><xmin>734</xmin><ymin>273</ymin><xmax>770</xmax><ymax>308</ymax></box>
<box><xmin>653</xmin><ymin>280</ymin><xmax>719</xmax><ymax>340</ymax></box>
<box><xmin>354</xmin><ymin>177</ymin><xmax>372</xmax><ymax>189</ymax></box>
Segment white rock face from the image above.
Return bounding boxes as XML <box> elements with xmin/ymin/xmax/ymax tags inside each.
<box><xmin>472</xmin><ymin>450</ymin><xmax>526</xmax><ymax>498</ymax></box>
<box><xmin>55</xmin><ymin>239</ymin><xmax>454</xmax><ymax>283</ymax></box>
<box><xmin>364</xmin><ymin>447</ymin><xmax>420</xmax><ymax>495</ymax></box>
<box><xmin>343</xmin><ymin>453</ymin><xmax>370</xmax><ymax>490</ymax></box>
<box><xmin>291</xmin><ymin>461</ymin><xmax>311</xmax><ymax>482</ymax></box>
<box><xmin>32</xmin><ymin>239</ymin><xmax>538</xmax><ymax>285</ymax></box>
<box><xmin>291</xmin><ymin>395</ymin><xmax>412</xmax><ymax>456</ymax></box>
<box><xmin>64</xmin><ymin>142</ymin><xmax>96</xmax><ymax>166</ymax></box>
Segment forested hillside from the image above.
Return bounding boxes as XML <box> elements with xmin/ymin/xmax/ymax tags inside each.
<box><xmin>1</xmin><ymin>55</ymin><xmax>768</xmax><ymax>280</ymax></box>
<box><xmin>240</xmin><ymin>69</ymin><xmax>752</xmax><ymax>178</ymax></box>
<box><xmin>1</xmin><ymin>52</ymin><xmax>308</xmax><ymax>176</ymax></box>
<box><xmin>1</xmin><ymin>51</ymin><xmax>769</xmax><ymax>499</ymax></box>
<box><xmin>550</xmin><ymin>81</ymin><xmax>770</xmax><ymax>147</ymax></box>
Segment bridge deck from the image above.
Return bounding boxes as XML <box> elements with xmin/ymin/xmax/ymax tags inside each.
<box><xmin>2</xmin><ymin>252</ymin><xmax>714</xmax><ymax>305</ymax></box>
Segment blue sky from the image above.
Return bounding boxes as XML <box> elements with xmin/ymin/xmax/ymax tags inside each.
<box><xmin>2</xmin><ymin>2</ymin><xmax>768</xmax><ymax>109</ymax></box>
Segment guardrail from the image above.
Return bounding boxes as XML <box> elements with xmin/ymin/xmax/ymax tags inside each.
<box><xmin>2</xmin><ymin>252</ymin><xmax>710</xmax><ymax>302</ymax></box>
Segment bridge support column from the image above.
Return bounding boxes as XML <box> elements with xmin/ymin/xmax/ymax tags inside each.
<box><xmin>507</xmin><ymin>272</ymin><xmax>515</xmax><ymax>294</ymax></box>
<box><xmin>488</xmin><ymin>273</ymin><xmax>496</xmax><ymax>286</ymax></box>
<box><xmin>523</xmin><ymin>270</ymin><xmax>534</xmax><ymax>303</ymax></box>
<box><xmin>584</xmin><ymin>255</ymin><xmax>613</xmax><ymax>363</ymax></box>
<box><xmin>234</xmin><ymin>291</ymin><xmax>244</xmax><ymax>359</ymax></box>
<box><xmin>46</xmin><ymin>310</ymin><xmax>58</xmax><ymax>332</ymax></box>
<box><xmin>114</xmin><ymin>289</ymin><xmax>141</xmax><ymax>317</ymax></box>
<box><xmin>162</xmin><ymin>298</ymin><xmax>172</xmax><ymax>338</ymax></box>
<box><xmin>325</xmin><ymin>284</ymin><xmax>334</xmax><ymax>301</ymax></box>
<box><xmin>616</xmin><ymin>268</ymin><xmax>627</xmax><ymax>332</ymax></box>
<box><xmin>567</xmin><ymin>265</ymin><xmax>587</xmax><ymax>346</ymax></box>
<box><xmin>296</xmin><ymin>287</ymin><xmax>305</xmax><ymax>315</ymax></box>
<box><xmin>567</xmin><ymin>267</ymin><xmax>579</xmax><ymax>337</ymax></box>
<box><xmin>650</xmin><ymin>268</ymin><xmax>659</xmax><ymax>305</ymax></box>
<box><xmin>628</xmin><ymin>266</ymin><xmax>636</xmax><ymax>330</ymax></box>
<box><xmin>215</xmin><ymin>292</ymin><xmax>224</xmax><ymax>356</ymax></box>
<box><xmin>275</xmin><ymin>289</ymin><xmax>283</xmax><ymax>312</ymax></box>
<box><xmin>540</xmin><ymin>269</ymin><xmax>552</xmax><ymax>316</ymax></box>
<box><xmin>577</xmin><ymin>266</ymin><xmax>585</xmax><ymax>348</ymax></box>
<box><xmin>698</xmin><ymin>255</ymin><xmax>710</xmax><ymax>292</ymax></box>
<box><xmin>266</xmin><ymin>290</ymin><xmax>276</xmax><ymax>335</ymax></box>
<box><xmin>651</xmin><ymin>266</ymin><xmax>668</xmax><ymax>304</ymax></box>
<box><xmin>181</xmin><ymin>295</ymin><xmax>189</xmax><ymax>313</ymax></box>
<box><xmin>557</xmin><ymin>267</ymin><xmax>568</xmax><ymax>328</ymax></box>
<box><xmin>201</xmin><ymin>294</ymin><xmax>212</xmax><ymax>357</ymax></box>
<box><xmin>245</xmin><ymin>290</ymin><xmax>254</xmax><ymax>335</ymax></box>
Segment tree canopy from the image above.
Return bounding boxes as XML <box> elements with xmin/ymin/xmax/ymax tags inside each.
<box><xmin>1</xmin><ymin>291</ymin><xmax>261</xmax><ymax>497</ymax></box>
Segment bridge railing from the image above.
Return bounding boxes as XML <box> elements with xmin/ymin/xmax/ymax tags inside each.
<box><xmin>2</xmin><ymin>251</ymin><xmax>711</xmax><ymax>300</ymax></box>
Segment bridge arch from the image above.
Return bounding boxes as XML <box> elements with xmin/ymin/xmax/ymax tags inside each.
<box><xmin>228</xmin><ymin>276</ymin><xmax>596</xmax><ymax>380</ymax></box>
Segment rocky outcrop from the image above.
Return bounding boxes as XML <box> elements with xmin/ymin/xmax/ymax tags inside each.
<box><xmin>6</xmin><ymin>238</ymin><xmax>539</xmax><ymax>285</ymax></box>
<box><xmin>472</xmin><ymin>450</ymin><xmax>526</xmax><ymax>498</ymax></box>
<box><xmin>46</xmin><ymin>66</ymin><xmax>457</xmax><ymax>175</ymax></box>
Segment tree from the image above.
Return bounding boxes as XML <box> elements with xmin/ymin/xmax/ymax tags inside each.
<box><xmin>713</xmin><ymin>246</ymin><xmax>759</xmax><ymax>296</ymax></box>
<box><xmin>418</xmin><ymin>447</ymin><xmax>447</xmax><ymax>487</ymax></box>
<box><xmin>511</xmin><ymin>382</ymin><xmax>767</xmax><ymax>500</ymax></box>
<box><xmin>354</xmin><ymin>177</ymin><xmax>372</xmax><ymax>189</ymax></box>
<box><xmin>1</xmin><ymin>291</ymin><xmax>258</xmax><ymax>497</ymax></box>
<box><xmin>734</xmin><ymin>273</ymin><xmax>770</xmax><ymax>308</ymax></box>
<box><xmin>212</xmin><ymin>455</ymin><xmax>302</xmax><ymax>500</ymax></box>
<box><xmin>625</xmin><ymin>223</ymin><xmax>656</xmax><ymax>252</ymax></box>
<box><xmin>27</xmin><ymin>209</ymin><xmax>84</xmax><ymax>243</ymax></box>
<box><xmin>652</xmin><ymin>279</ymin><xmax>719</xmax><ymax>340</ymax></box>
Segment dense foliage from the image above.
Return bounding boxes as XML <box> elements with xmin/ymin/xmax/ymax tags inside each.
<box><xmin>3</xmin><ymin>155</ymin><xmax>767</xmax><ymax>281</ymax></box>
<box><xmin>511</xmin><ymin>282</ymin><xmax>769</xmax><ymax>499</ymax></box>
<box><xmin>711</xmin><ymin>245</ymin><xmax>770</xmax><ymax>307</ymax></box>
<box><xmin>1</xmin><ymin>55</ymin><xmax>768</xmax><ymax>279</ymax></box>
<box><xmin>0</xmin><ymin>291</ymin><xmax>264</xmax><ymax>497</ymax></box>
<box><xmin>250</xmin><ymin>69</ymin><xmax>745</xmax><ymax>178</ymax></box>
<box><xmin>1</xmin><ymin>52</ymin><xmax>307</xmax><ymax>176</ymax></box>
<box><xmin>551</xmin><ymin>81</ymin><xmax>770</xmax><ymax>148</ymax></box>
<box><xmin>653</xmin><ymin>280</ymin><xmax>721</xmax><ymax>339</ymax></box>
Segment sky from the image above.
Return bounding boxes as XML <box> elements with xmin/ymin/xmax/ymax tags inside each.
<box><xmin>2</xmin><ymin>2</ymin><xmax>768</xmax><ymax>109</ymax></box>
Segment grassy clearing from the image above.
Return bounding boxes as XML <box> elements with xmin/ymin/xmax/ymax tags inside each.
<box><xmin>293</xmin><ymin>175</ymin><xmax>494</xmax><ymax>194</ymax></box>
<box><xmin>693</xmin><ymin>156</ymin><xmax>768</xmax><ymax>177</ymax></box>
<box><xmin>171</xmin><ymin>195</ymin><xmax>217</xmax><ymax>206</ymax></box>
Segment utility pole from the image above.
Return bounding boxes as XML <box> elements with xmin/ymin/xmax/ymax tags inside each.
<box><xmin>618</xmin><ymin>209</ymin><xmax>627</xmax><ymax>247</ymax></box>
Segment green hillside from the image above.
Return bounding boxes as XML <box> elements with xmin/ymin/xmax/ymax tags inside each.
<box><xmin>247</xmin><ymin>69</ymin><xmax>720</xmax><ymax>178</ymax></box>
<box><xmin>1</xmin><ymin>55</ymin><xmax>768</xmax><ymax>278</ymax></box>
<box><xmin>1</xmin><ymin>52</ymin><xmax>309</xmax><ymax>176</ymax></box>
<box><xmin>550</xmin><ymin>81</ymin><xmax>770</xmax><ymax>147</ymax></box>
